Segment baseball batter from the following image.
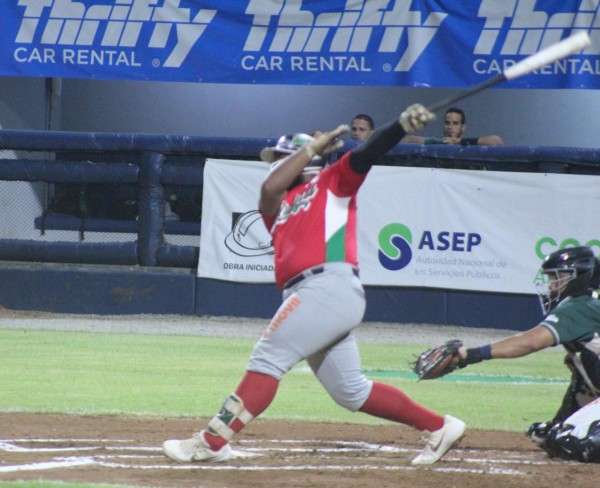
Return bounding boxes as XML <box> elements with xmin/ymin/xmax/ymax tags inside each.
<box><xmin>163</xmin><ymin>104</ymin><xmax>465</xmax><ymax>466</ymax></box>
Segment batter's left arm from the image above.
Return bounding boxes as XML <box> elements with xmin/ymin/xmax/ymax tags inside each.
<box><xmin>349</xmin><ymin>104</ymin><xmax>434</xmax><ymax>175</ymax></box>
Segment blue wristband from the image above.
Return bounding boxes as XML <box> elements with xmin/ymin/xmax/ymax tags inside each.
<box><xmin>464</xmin><ymin>345</ymin><xmax>492</xmax><ymax>365</ymax></box>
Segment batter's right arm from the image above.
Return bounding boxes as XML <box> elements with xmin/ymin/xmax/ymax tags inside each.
<box><xmin>259</xmin><ymin>125</ymin><xmax>349</xmax><ymax>216</ymax></box>
<box><xmin>259</xmin><ymin>149</ymin><xmax>311</xmax><ymax>216</ymax></box>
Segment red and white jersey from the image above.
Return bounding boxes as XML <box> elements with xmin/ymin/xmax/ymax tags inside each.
<box><xmin>262</xmin><ymin>152</ymin><xmax>367</xmax><ymax>288</ymax></box>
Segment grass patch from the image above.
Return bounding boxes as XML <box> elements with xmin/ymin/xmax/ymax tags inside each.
<box><xmin>0</xmin><ymin>329</ymin><xmax>568</xmax><ymax>431</ymax></box>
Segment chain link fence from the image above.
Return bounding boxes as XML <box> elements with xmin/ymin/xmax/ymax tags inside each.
<box><xmin>0</xmin><ymin>148</ymin><xmax>202</xmax><ymax>249</ymax></box>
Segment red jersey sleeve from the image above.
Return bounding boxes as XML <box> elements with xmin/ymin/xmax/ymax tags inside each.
<box><xmin>326</xmin><ymin>151</ymin><xmax>367</xmax><ymax>197</ymax></box>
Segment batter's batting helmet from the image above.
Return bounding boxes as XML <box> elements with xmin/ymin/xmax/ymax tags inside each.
<box><xmin>261</xmin><ymin>132</ymin><xmax>327</xmax><ymax>178</ymax></box>
<box><xmin>260</xmin><ymin>133</ymin><xmax>314</xmax><ymax>163</ymax></box>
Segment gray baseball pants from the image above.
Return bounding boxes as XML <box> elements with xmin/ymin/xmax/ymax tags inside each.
<box><xmin>247</xmin><ymin>262</ymin><xmax>373</xmax><ymax>411</ymax></box>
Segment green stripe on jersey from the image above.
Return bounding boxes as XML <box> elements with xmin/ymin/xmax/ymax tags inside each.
<box><xmin>325</xmin><ymin>190</ymin><xmax>351</xmax><ymax>262</ymax></box>
<box><xmin>326</xmin><ymin>225</ymin><xmax>346</xmax><ymax>261</ymax></box>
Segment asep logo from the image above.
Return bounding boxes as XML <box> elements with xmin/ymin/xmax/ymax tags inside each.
<box><xmin>378</xmin><ymin>223</ymin><xmax>413</xmax><ymax>271</ymax></box>
<box><xmin>378</xmin><ymin>223</ymin><xmax>483</xmax><ymax>271</ymax></box>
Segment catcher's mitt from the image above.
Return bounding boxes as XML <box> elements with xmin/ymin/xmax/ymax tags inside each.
<box><xmin>412</xmin><ymin>339</ymin><xmax>464</xmax><ymax>380</ymax></box>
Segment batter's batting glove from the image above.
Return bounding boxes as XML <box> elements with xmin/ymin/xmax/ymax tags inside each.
<box><xmin>399</xmin><ymin>104</ymin><xmax>435</xmax><ymax>134</ymax></box>
<box><xmin>305</xmin><ymin>124</ymin><xmax>350</xmax><ymax>159</ymax></box>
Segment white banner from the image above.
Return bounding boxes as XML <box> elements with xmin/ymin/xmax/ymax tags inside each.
<box><xmin>198</xmin><ymin>159</ymin><xmax>275</xmax><ymax>283</ymax></box>
<box><xmin>198</xmin><ymin>159</ymin><xmax>600</xmax><ymax>293</ymax></box>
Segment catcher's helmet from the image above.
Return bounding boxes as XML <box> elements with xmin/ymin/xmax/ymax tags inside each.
<box><xmin>538</xmin><ymin>246</ymin><xmax>597</xmax><ymax>314</ymax></box>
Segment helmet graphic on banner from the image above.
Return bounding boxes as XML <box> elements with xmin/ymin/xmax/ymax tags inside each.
<box><xmin>224</xmin><ymin>210</ymin><xmax>274</xmax><ymax>257</ymax></box>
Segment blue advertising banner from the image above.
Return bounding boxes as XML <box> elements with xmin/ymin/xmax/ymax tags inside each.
<box><xmin>1</xmin><ymin>0</ymin><xmax>599</xmax><ymax>88</ymax></box>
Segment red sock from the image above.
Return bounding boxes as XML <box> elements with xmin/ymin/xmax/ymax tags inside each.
<box><xmin>359</xmin><ymin>382</ymin><xmax>444</xmax><ymax>432</ymax></box>
<box><xmin>204</xmin><ymin>371</ymin><xmax>279</xmax><ymax>450</ymax></box>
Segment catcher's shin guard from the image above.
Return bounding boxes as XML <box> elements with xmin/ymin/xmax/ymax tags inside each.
<box><xmin>207</xmin><ymin>393</ymin><xmax>255</xmax><ymax>441</ymax></box>
<box><xmin>552</xmin><ymin>371</ymin><xmax>596</xmax><ymax>424</ymax></box>
<box><xmin>543</xmin><ymin>420</ymin><xmax>600</xmax><ymax>462</ymax></box>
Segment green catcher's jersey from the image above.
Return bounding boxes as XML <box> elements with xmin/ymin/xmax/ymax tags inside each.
<box><xmin>540</xmin><ymin>294</ymin><xmax>600</xmax><ymax>355</ymax></box>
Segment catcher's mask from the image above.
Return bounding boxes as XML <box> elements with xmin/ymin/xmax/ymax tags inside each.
<box><xmin>260</xmin><ymin>133</ymin><xmax>325</xmax><ymax>177</ymax></box>
<box><xmin>537</xmin><ymin>246</ymin><xmax>597</xmax><ymax>314</ymax></box>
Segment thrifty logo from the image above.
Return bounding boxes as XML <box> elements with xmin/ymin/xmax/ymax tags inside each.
<box><xmin>242</xmin><ymin>0</ymin><xmax>447</xmax><ymax>72</ymax></box>
<box><xmin>14</xmin><ymin>0</ymin><xmax>216</xmax><ymax>68</ymax></box>
<box><xmin>474</xmin><ymin>0</ymin><xmax>600</xmax><ymax>76</ymax></box>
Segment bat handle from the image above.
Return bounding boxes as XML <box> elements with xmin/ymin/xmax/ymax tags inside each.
<box><xmin>426</xmin><ymin>74</ymin><xmax>506</xmax><ymax>114</ymax></box>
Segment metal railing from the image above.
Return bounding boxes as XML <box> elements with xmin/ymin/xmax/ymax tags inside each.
<box><xmin>0</xmin><ymin>128</ymin><xmax>598</xmax><ymax>268</ymax></box>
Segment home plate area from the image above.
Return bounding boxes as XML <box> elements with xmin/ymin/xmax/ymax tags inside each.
<box><xmin>1</xmin><ymin>413</ymin><xmax>599</xmax><ymax>488</ymax></box>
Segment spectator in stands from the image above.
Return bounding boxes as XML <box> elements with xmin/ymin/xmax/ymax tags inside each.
<box><xmin>350</xmin><ymin>114</ymin><xmax>375</xmax><ymax>142</ymax></box>
<box><xmin>403</xmin><ymin>107</ymin><xmax>503</xmax><ymax>146</ymax></box>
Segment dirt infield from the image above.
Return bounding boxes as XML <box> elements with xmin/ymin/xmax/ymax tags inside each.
<box><xmin>1</xmin><ymin>413</ymin><xmax>599</xmax><ymax>488</ymax></box>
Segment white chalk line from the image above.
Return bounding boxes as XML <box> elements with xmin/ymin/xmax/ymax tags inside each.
<box><xmin>95</xmin><ymin>454</ymin><xmax>165</xmax><ymax>459</ymax></box>
<box><xmin>0</xmin><ymin>437</ymin><xmax>542</xmax><ymax>458</ymax></box>
<box><xmin>96</xmin><ymin>460</ymin><xmax>525</xmax><ymax>476</ymax></box>
<box><xmin>0</xmin><ymin>437</ymin><xmax>562</xmax><ymax>476</ymax></box>
<box><xmin>23</xmin><ymin>451</ymin><xmax>556</xmax><ymax>467</ymax></box>
<box><xmin>0</xmin><ymin>457</ymin><xmax>96</xmax><ymax>473</ymax></box>
<box><xmin>240</xmin><ymin>439</ymin><xmax>554</xmax><ymax>460</ymax></box>
<box><xmin>0</xmin><ymin>441</ymin><xmax>100</xmax><ymax>453</ymax></box>
<box><xmin>106</xmin><ymin>446</ymin><xmax>161</xmax><ymax>452</ymax></box>
<box><xmin>243</xmin><ymin>446</ymin><xmax>398</xmax><ymax>453</ymax></box>
<box><xmin>0</xmin><ymin>438</ymin><xmax>133</xmax><ymax>443</ymax></box>
<box><xmin>0</xmin><ymin>456</ymin><xmax>526</xmax><ymax>477</ymax></box>
<box><xmin>0</xmin><ymin>439</ymin><xmax>547</xmax><ymax>461</ymax></box>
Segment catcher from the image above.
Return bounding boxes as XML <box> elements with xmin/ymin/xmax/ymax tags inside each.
<box><xmin>414</xmin><ymin>246</ymin><xmax>600</xmax><ymax>462</ymax></box>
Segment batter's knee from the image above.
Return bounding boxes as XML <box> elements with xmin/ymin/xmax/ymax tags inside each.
<box><xmin>326</xmin><ymin>376</ymin><xmax>373</xmax><ymax>412</ymax></box>
<box><xmin>246</xmin><ymin>356</ymin><xmax>287</xmax><ymax>380</ymax></box>
<box><xmin>247</xmin><ymin>337</ymin><xmax>302</xmax><ymax>380</ymax></box>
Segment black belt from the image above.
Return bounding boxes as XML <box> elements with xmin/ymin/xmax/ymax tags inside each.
<box><xmin>283</xmin><ymin>265</ymin><xmax>359</xmax><ymax>290</ymax></box>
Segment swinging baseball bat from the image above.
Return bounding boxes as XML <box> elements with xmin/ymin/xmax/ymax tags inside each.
<box><xmin>427</xmin><ymin>31</ymin><xmax>591</xmax><ymax>114</ymax></box>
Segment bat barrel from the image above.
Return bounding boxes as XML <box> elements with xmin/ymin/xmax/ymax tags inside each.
<box><xmin>426</xmin><ymin>32</ymin><xmax>591</xmax><ymax>114</ymax></box>
<box><xmin>504</xmin><ymin>31</ymin><xmax>591</xmax><ymax>80</ymax></box>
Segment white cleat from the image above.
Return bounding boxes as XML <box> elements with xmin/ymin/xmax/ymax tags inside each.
<box><xmin>411</xmin><ymin>415</ymin><xmax>466</xmax><ymax>465</ymax></box>
<box><xmin>163</xmin><ymin>431</ymin><xmax>233</xmax><ymax>463</ymax></box>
